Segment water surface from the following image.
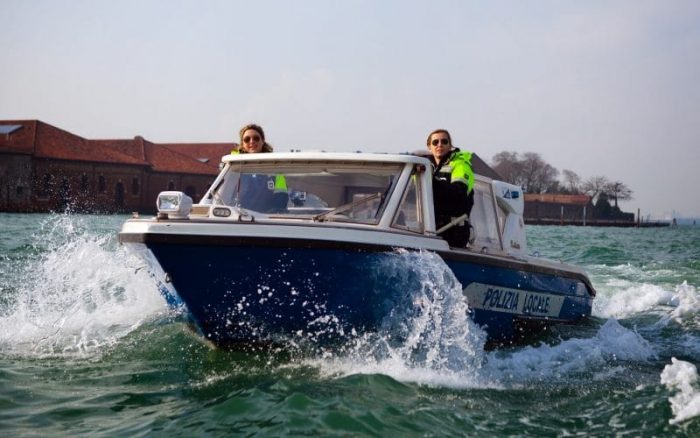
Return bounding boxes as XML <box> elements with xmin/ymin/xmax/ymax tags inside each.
<box><xmin>1</xmin><ymin>213</ymin><xmax>698</xmax><ymax>436</ymax></box>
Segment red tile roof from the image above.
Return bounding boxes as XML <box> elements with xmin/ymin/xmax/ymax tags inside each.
<box><xmin>0</xmin><ymin>120</ymin><xmax>38</xmax><ymax>154</ymax></box>
<box><xmin>0</xmin><ymin>120</ymin><xmax>235</xmax><ymax>175</ymax></box>
<box><xmin>525</xmin><ymin>193</ymin><xmax>592</xmax><ymax>205</ymax></box>
<box><xmin>90</xmin><ymin>138</ymin><xmax>147</xmax><ymax>162</ymax></box>
<box><xmin>157</xmin><ymin>143</ymin><xmax>235</xmax><ymax>171</ymax></box>
<box><xmin>144</xmin><ymin>141</ymin><xmax>225</xmax><ymax>175</ymax></box>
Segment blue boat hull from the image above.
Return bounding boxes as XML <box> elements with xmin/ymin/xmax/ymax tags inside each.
<box><xmin>142</xmin><ymin>239</ymin><xmax>593</xmax><ymax>347</ymax></box>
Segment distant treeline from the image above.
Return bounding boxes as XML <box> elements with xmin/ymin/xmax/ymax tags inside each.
<box><xmin>490</xmin><ymin>151</ymin><xmax>633</xmax><ymax>209</ymax></box>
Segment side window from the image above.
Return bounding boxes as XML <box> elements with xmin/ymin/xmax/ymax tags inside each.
<box><xmin>392</xmin><ymin>173</ymin><xmax>423</xmax><ymax>233</ymax></box>
<box><xmin>469</xmin><ymin>180</ymin><xmax>501</xmax><ymax>250</ymax></box>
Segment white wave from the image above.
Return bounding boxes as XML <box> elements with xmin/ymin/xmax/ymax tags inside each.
<box><xmin>304</xmin><ymin>251</ymin><xmax>665</xmax><ymax>390</ymax></box>
<box><xmin>311</xmin><ymin>318</ymin><xmax>657</xmax><ymax>390</ymax></box>
<box><xmin>668</xmin><ymin>282</ymin><xmax>700</xmax><ymax>325</ymax></box>
<box><xmin>594</xmin><ymin>280</ymin><xmax>699</xmax><ymax>325</ymax></box>
<box><xmin>661</xmin><ymin>357</ymin><xmax>700</xmax><ymax>425</ymax></box>
<box><xmin>0</xmin><ymin>215</ymin><xmax>168</xmax><ymax>357</ymax></box>
<box><xmin>305</xmin><ymin>250</ymin><xmax>489</xmax><ymax>389</ymax></box>
<box><xmin>482</xmin><ymin>319</ymin><xmax>656</xmax><ymax>385</ymax></box>
<box><xmin>594</xmin><ymin>283</ymin><xmax>676</xmax><ymax>319</ymax></box>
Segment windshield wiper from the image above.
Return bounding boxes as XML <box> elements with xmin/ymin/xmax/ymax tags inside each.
<box><xmin>312</xmin><ymin>192</ymin><xmax>382</xmax><ymax>222</ymax></box>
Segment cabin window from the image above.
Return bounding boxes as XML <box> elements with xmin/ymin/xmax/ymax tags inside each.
<box><xmin>98</xmin><ymin>176</ymin><xmax>106</xmax><ymax>193</ymax></box>
<box><xmin>392</xmin><ymin>172</ymin><xmax>423</xmax><ymax>233</ymax></box>
<box><xmin>469</xmin><ymin>180</ymin><xmax>502</xmax><ymax>250</ymax></box>
<box><xmin>131</xmin><ymin>177</ymin><xmax>140</xmax><ymax>196</ymax></box>
<box><xmin>214</xmin><ymin>161</ymin><xmax>401</xmax><ymax>223</ymax></box>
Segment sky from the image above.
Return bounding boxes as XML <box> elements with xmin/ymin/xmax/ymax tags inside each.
<box><xmin>2</xmin><ymin>0</ymin><xmax>699</xmax><ymax>219</ymax></box>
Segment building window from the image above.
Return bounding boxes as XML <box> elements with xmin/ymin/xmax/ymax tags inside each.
<box><xmin>81</xmin><ymin>174</ymin><xmax>89</xmax><ymax>191</ymax></box>
<box><xmin>58</xmin><ymin>178</ymin><xmax>71</xmax><ymax>210</ymax></box>
<box><xmin>131</xmin><ymin>177</ymin><xmax>140</xmax><ymax>196</ymax></box>
<box><xmin>168</xmin><ymin>180</ymin><xmax>175</xmax><ymax>190</ymax></box>
<box><xmin>98</xmin><ymin>176</ymin><xmax>106</xmax><ymax>193</ymax></box>
<box><xmin>184</xmin><ymin>185</ymin><xmax>196</xmax><ymax>199</ymax></box>
<box><xmin>16</xmin><ymin>186</ymin><xmax>24</xmax><ymax>197</ymax></box>
<box><xmin>115</xmin><ymin>182</ymin><xmax>125</xmax><ymax>210</ymax></box>
<box><xmin>39</xmin><ymin>173</ymin><xmax>52</xmax><ymax>197</ymax></box>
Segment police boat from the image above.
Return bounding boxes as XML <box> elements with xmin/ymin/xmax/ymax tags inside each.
<box><xmin>118</xmin><ymin>152</ymin><xmax>595</xmax><ymax>348</ymax></box>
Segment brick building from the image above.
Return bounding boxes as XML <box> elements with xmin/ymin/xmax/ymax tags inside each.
<box><xmin>524</xmin><ymin>193</ymin><xmax>594</xmax><ymax>225</ymax></box>
<box><xmin>2</xmin><ymin>119</ymin><xmax>507</xmax><ymax>215</ymax></box>
<box><xmin>524</xmin><ymin>193</ymin><xmax>637</xmax><ymax>226</ymax></box>
<box><xmin>0</xmin><ymin>120</ymin><xmax>234</xmax><ymax>213</ymax></box>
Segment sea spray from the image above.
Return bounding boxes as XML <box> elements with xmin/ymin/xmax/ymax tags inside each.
<box><xmin>307</xmin><ymin>250</ymin><xmax>488</xmax><ymax>388</ymax></box>
<box><xmin>302</xmin><ymin>251</ymin><xmax>659</xmax><ymax>390</ymax></box>
<box><xmin>668</xmin><ymin>281</ymin><xmax>700</xmax><ymax>326</ymax></box>
<box><xmin>0</xmin><ymin>214</ymin><xmax>168</xmax><ymax>357</ymax></box>
<box><xmin>661</xmin><ymin>357</ymin><xmax>700</xmax><ymax>424</ymax></box>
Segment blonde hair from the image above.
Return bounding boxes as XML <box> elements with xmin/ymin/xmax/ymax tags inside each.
<box><xmin>426</xmin><ymin>128</ymin><xmax>452</xmax><ymax>147</ymax></box>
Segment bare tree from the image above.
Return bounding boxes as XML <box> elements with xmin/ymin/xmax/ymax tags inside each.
<box><xmin>561</xmin><ymin>169</ymin><xmax>581</xmax><ymax>194</ymax></box>
<box><xmin>490</xmin><ymin>151</ymin><xmax>632</xmax><ymax>203</ymax></box>
<box><xmin>491</xmin><ymin>151</ymin><xmax>523</xmax><ymax>186</ymax></box>
<box><xmin>492</xmin><ymin>151</ymin><xmax>559</xmax><ymax>193</ymax></box>
<box><xmin>519</xmin><ymin>152</ymin><xmax>559</xmax><ymax>193</ymax></box>
<box><xmin>604</xmin><ymin>181</ymin><xmax>633</xmax><ymax>208</ymax></box>
<box><xmin>582</xmin><ymin>176</ymin><xmax>610</xmax><ymax>203</ymax></box>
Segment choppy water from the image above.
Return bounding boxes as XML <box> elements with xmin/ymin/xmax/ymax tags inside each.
<box><xmin>1</xmin><ymin>213</ymin><xmax>699</xmax><ymax>436</ymax></box>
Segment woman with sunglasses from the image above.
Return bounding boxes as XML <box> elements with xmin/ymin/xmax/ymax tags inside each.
<box><xmin>236</xmin><ymin>123</ymin><xmax>274</xmax><ymax>154</ymax></box>
<box><xmin>426</xmin><ymin>128</ymin><xmax>475</xmax><ymax>247</ymax></box>
<box><xmin>231</xmin><ymin>123</ymin><xmax>288</xmax><ymax>212</ymax></box>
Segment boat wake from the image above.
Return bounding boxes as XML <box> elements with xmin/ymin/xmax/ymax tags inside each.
<box><xmin>0</xmin><ymin>215</ymin><xmax>169</xmax><ymax>357</ymax></box>
<box><xmin>594</xmin><ymin>278</ymin><xmax>699</xmax><ymax>325</ymax></box>
<box><xmin>306</xmin><ymin>253</ymin><xmax>668</xmax><ymax>391</ymax></box>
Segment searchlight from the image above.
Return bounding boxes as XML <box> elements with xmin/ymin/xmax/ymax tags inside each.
<box><xmin>157</xmin><ymin>191</ymin><xmax>192</xmax><ymax>219</ymax></box>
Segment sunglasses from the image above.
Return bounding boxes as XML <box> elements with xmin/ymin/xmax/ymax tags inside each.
<box><xmin>243</xmin><ymin>135</ymin><xmax>261</xmax><ymax>144</ymax></box>
<box><xmin>431</xmin><ymin>138</ymin><xmax>449</xmax><ymax>146</ymax></box>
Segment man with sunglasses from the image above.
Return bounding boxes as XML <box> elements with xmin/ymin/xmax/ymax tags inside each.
<box><xmin>426</xmin><ymin>128</ymin><xmax>475</xmax><ymax>247</ymax></box>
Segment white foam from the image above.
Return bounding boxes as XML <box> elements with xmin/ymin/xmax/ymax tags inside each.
<box><xmin>594</xmin><ymin>283</ymin><xmax>676</xmax><ymax>319</ymax></box>
<box><xmin>482</xmin><ymin>319</ymin><xmax>656</xmax><ymax>385</ymax></box>
<box><xmin>661</xmin><ymin>357</ymin><xmax>700</xmax><ymax>425</ymax></box>
<box><xmin>594</xmin><ymin>280</ymin><xmax>700</xmax><ymax>330</ymax></box>
<box><xmin>0</xmin><ymin>215</ymin><xmax>168</xmax><ymax>357</ymax></box>
<box><xmin>305</xmin><ymin>250</ymin><xmax>489</xmax><ymax>389</ymax></box>
<box><xmin>668</xmin><ymin>281</ymin><xmax>700</xmax><ymax>324</ymax></box>
<box><xmin>303</xmin><ymin>251</ymin><xmax>666</xmax><ymax>390</ymax></box>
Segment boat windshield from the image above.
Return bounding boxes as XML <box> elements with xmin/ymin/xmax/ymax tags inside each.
<box><xmin>210</xmin><ymin>161</ymin><xmax>403</xmax><ymax>224</ymax></box>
